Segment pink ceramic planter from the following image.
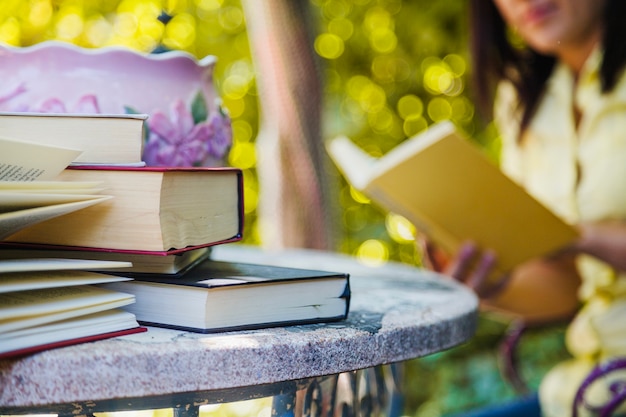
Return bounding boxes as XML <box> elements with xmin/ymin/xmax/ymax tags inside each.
<box><xmin>0</xmin><ymin>41</ymin><xmax>232</xmax><ymax>167</ymax></box>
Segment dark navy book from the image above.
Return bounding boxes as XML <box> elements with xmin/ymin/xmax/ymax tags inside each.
<box><xmin>99</xmin><ymin>259</ymin><xmax>350</xmax><ymax>333</ymax></box>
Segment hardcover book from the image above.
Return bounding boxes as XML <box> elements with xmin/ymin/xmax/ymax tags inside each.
<box><xmin>0</xmin><ymin>309</ymin><xmax>146</xmax><ymax>360</ymax></box>
<box><xmin>0</xmin><ymin>247</ymin><xmax>211</xmax><ymax>275</ymax></box>
<box><xmin>99</xmin><ymin>259</ymin><xmax>351</xmax><ymax>333</ymax></box>
<box><xmin>3</xmin><ymin>166</ymin><xmax>244</xmax><ymax>254</ymax></box>
<box><xmin>326</xmin><ymin>121</ymin><xmax>579</xmax><ymax>275</ymax></box>
<box><xmin>0</xmin><ymin>112</ymin><xmax>147</xmax><ymax>165</ymax></box>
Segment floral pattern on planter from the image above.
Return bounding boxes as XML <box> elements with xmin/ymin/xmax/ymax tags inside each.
<box><xmin>143</xmin><ymin>97</ymin><xmax>232</xmax><ymax>167</ymax></box>
<box><xmin>0</xmin><ymin>41</ymin><xmax>232</xmax><ymax>167</ymax></box>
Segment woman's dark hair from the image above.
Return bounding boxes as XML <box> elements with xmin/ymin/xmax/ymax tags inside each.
<box><xmin>469</xmin><ymin>0</ymin><xmax>626</xmax><ymax>132</ymax></box>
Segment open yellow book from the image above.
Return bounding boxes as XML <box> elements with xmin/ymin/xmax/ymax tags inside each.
<box><xmin>326</xmin><ymin>121</ymin><xmax>579</xmax><ymax>274</ymax></box>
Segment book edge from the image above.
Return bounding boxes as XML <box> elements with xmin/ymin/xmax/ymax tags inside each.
<box><xmin>0</xmin><ymin>326</ymin><xmax>147</xmax><ymax>360</ymax></box>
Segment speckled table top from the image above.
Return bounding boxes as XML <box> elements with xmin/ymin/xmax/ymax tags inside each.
<box><xmin>0</xmin><ymin>246</ymin><xmax>478</xmax><ymax>412</ymax></box>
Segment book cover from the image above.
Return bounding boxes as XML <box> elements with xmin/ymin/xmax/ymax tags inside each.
<box><xmin>0</xmin><ymin>112</ymin><xmax>148</xmax><ymax>165</ymax></box>
<box><xmin>3</xmin><ymin>166</ymin><xmax>245</xmax><ymax>254</ymax></box>
<box><xmin>326</xmin><ymin>121</ymin><xmax>579</xmax><ymax>275</ymax></box>
<box><xmin>99</xmin><ymin>259</ymin><xmax>351</xmax><ymax>333</ymax></box>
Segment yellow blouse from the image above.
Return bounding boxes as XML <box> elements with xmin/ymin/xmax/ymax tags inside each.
<box><xmin>494</xmin><ymin>48</ymin><xmax>626</xmax><ymax>416</ymax></box>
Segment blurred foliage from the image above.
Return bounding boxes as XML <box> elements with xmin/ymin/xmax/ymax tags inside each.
<box><xmin>403</xmin><ymin>316</ymin><xmax>571</xmax><ymax>416</ymax></box>
<box><xmin>0</xmin><ymin>1</ymin><xmax>568</xmax><ymax>416</ymax></box>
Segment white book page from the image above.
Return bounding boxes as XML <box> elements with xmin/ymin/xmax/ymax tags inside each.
<box><xmin>0</xmin><ymin>195</ymin><xmax>111</xmax><ymax>240</ymax></box>
<box><xmin>0</xmin><ymin>285</ymin><xmax>133</xmax><ymax>317</ymax></box>
<box><xmin>0</xmin><ymin>285</ymin><xmax>135</xmax><ymax>333</ymax></box>
<box><xmin>0</xmin><ymin>181</ymin><xmax>104</xmax><ymax>195</ymax></box>
<box><xmin>0</xmin><ymin>258</ymin><xmax>132</xmax><ymax>274</ymax></box>
<box><xmin>0</xmin><ymin>136</ymin><xmax>82</xmax><ymax>181</ymax></box>
<box><xmin>0</xmin><ymin>270</ymin><xmax>130</xmax><ymax>293</ymax></box>
<box><xmin>0</xmin><ymin>192</ymin><xmax>110</xmax><ymax>209</ymax></box>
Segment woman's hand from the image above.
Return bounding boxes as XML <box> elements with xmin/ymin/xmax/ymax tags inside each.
<box><xmin>444</xmin><ymin>241</ymin><xmax>512</xmax><ymax>298</ymax></box>
<box><xmin>418</xmin><ymin>237</ymin><xmax>511</xmax><ymax>298</ymax></box>
<box><xmin>418</xmin><ymin>236</ymin><xmax>581</xmax><ymax>323</ymax></box>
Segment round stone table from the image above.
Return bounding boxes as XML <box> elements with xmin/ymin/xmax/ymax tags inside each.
<box><xmin>0</xmin><ymin>245</ymin><xmax>478</xmax><ymax>416</ymax></box>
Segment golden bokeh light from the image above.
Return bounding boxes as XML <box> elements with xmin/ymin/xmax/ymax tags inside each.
<box><xmin>228</xmin><ymin>142</ymin><xmax>256</xmax><ymax>170</ymax></box>
<box><xmin>54</xmin><ymin>11</ymin><xmax>84</xmax><ymax>41</ymax></box>
<box><xmin>385</xmin><ymin>213</ymin><xmax>416</xmax><ymax>243</ymax></box>
<box><xmin>427</xmin><ymin>96</ymin><xmax>453</xmax><ymax>122</ymax></box>
<box><xmin>0</xmin><ymin>17</ymin><xmax>20</xmax><ymax>45</ymax></box>
<box><xmin>328</xmin><ymin>17</ymin><xmax>353</xmax><ymax>40</ymax></box>
<box><xmin>162</xmin><ymin>12</ymin><xmax>195</xmax><ymax>49</ymax></box>
<box><xmin>218</xmin><ymin>5</ymin><xmax>244</xmax><ymax>33</ymax></box>
<box><xmin>363</xmin><ymin>6</ymin><xmax>392</xmax><ymax>33</ymax></box>
<box><xmin>348</xmin><ymin>186</ymin><xmax>370</xmax><ymax>205</ymax></box>
<box><xmin>28</xmin><ymin>0</ymin><xmax>53</xmax><ymax>29</ymax></box>
<box><xmin>368</xmin><ymin>27</ymin><xmax>396</xmax><ymax>54</ymax></box>
<box><xmin>403</xmin><ymin>115</ymin><xmax>428</xmax><ymax>137</ymax></box>
<box><xmin>315</xmin><ymin>32</ymin><xmax>344</xmax><ymax>59</ymax></box>
<box><xmin>397</xmin><ymin>94</ymin><xmax>424</xmax><ymax>119</ymax></box>
<box><xmin>356</xmin><ymin>239</ymin><xmax>389</xmax><ymax>267</ymax></box>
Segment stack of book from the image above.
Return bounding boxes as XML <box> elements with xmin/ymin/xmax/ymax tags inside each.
<box><xmin>0</xmin><ymin>112</ymin><xmax>351</xmax><ymax>357</ymax></box>
<box><xmin>0</xmin><ymin>258</ymin><xmax>146</xmax><ymax>359</ymax></box>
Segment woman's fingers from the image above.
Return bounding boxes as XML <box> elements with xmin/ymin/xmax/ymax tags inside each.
<box><xmin>425</xmin><ymin>240</ymin><xmax>513</xmax><ymax>299</ymax></box>
<box><xmin>445</xmin><ymin>244</ymin><xmax>512</xmax><ymax>298</ymax></box>
<box><xmin>466</xmin><ymin>249</ymin><xmax>496</xmax><ymax>289</ymax></box>
<box><xmin>476</xmin><ymin>272</ymin><xmax>512</xmax><ymax>298</ymax></box>
<box><xmin>464</xmin><ymin>250</ymin><xmax>512</xmax><ymax>298</ymax></box>
<box><xmin>446</xmin><ymin>241</ymin><xmax>479</xmax><ymax>281</ymax></box>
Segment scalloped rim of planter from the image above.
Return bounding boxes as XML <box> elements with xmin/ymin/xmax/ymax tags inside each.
<box><xmin>0</xmin><ymin>41</ymin><xmax>217</xmax><ymax>67</ymax></box>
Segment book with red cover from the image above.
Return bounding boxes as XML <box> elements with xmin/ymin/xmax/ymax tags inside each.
<box><xmin>0</xmin><ymin>310</ymin><xmax>147</xmax><ymax>360</ymax></box>
<box><xmin>2</xmin><ymin>166</ymin><xmax>244</xmax><ymax>255</ymax></box>
<box><xmin>0</xmin><ymin>326</ymin><xmax>147</xmax><ymax>360</ymax></box>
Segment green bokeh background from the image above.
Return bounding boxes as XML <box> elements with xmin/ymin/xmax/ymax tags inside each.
<box><xmin>0</xmin><ymin>1</ymin><xmax>570</xmax><ymax>415</ymax></box>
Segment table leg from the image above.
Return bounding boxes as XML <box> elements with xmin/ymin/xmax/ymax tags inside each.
<box><xmin>173</xmin><ymin>404</ymin><xmax>200</xmax><ymax>417</ymax></box>
<box><xmin>335</xmin><ymin>364</ymin><xmax>404</xmax><ymax>417</ymax></box>
<box><xmin>272</xmin><ymin>393</ymin><xmax>297</xmax><ymax>417</ymax></box>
